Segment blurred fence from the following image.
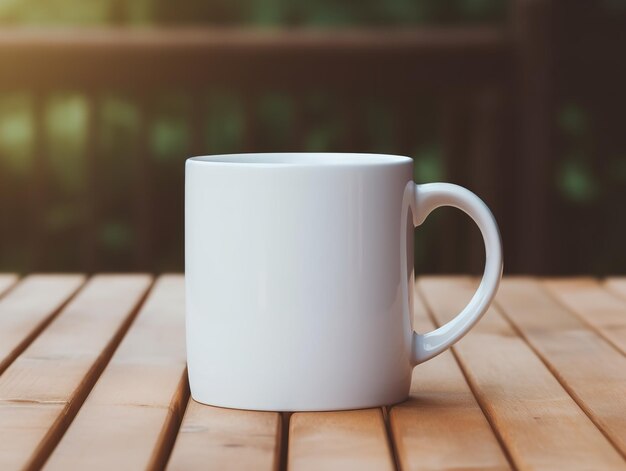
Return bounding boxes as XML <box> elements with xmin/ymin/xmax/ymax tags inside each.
<box><xmin>0</xmin><ymin>0</ymin><xmax>623</xmax><ymax>275</ymax></box>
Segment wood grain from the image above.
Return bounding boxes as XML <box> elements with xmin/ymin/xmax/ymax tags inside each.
<box><xmin>0</xmin><ymin>274</ymin><xmax>85</xmax><ymax>375</ymax></box>
<box><xmin>0</xmin><ymin>274</ymin><xmax>151</xmax><ymax>471</ymax></box>
<box><xmin>0</xmin><ymin>28</ymin><xmax>507</xmax><ymax>89</ymax></box>
<box><xmin>389</xmin><ymin>285</ymin><xmax>510</xmax><ymax>471</ymax></box>
<box><xmin>44</xmin><ymin>275</ymin><xmax>187</xmax><ymax>471</ymax></box>
<box><xmin>0</xmin><ymin>274</ymin><xmax>18</xmax><ymax>297</ymax></box>
<box><xmin>543</xmin><ymin>278</ymin><xmax>626</xmax><ymax>355</ymax></box>
<box><xmin>497</xmin><ymin>278</ymin><xmax>626</xmax><ymax>456</ymax></box>
<box><xmin>0</xmin><ymin>273</ymin><xmax>623</xmax><ymax>469</ymax></box>
<box><xmin>288</xmin><ymin>409</ymin><xmax>394</xmax><ymax>471</ymax></box>
<box><xmin>418</xmin><ymin>276</ymin><xmax>626</xmax><ymax>470</ymax></box>
<box><xmin>167</xmin><ymin>399</ymin><xmax>281</xmax><ymax>471</ymax></box>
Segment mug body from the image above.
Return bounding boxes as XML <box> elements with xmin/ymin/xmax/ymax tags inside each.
<box><xmin>185</xmin><ymin>153</ymin><xmax>415</xmax><ymax>411</ymax></box>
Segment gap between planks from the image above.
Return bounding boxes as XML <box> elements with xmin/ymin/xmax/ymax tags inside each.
<box><xmin>44</xmin><ymin>275</ymin><xmax>187</xmax><ymax>471</ymax></box>
<box><xmin>390</xmin><ymin>284</ymin><xmax>511</xmax><ymax>471</ymax></box>
<box><xmin>279</xmin><ymin>412</ymin><xmax>290</xmax><ymax>471</ymax></box>
<box><xmin>148</xmin><ymin>370</ymin><xmax>191</xmax><ymax>470</ymax></box>
<box><xmin>0</xmin><ymin>274</ymin><xmax>620</xmax><ymax>469</ymax></box>
<box><xmin>167</xmin><ymin>383</ymin><xmax>392</xmax><ymax>471</ymax></box>
<box><xmin>282</xmin><ymin>280</ymin><xmax>511</xmax><ymax>471</ymax></box>
<box><xmin>46</xmin><ymin>274</ymin><xmax>533</xmax><ymax>471</ymax></box>
<box><xmin>417</xmin><ymin>276</ymin><xmax>626</xmax><ymax>470</ymax></box>
<box><xmin>542</xmin><ymin>278</ymin><xmax>626</xmax><ymax>356</ymax></box>
<box><xmin>0</xmin><ymin>274</ymin><xmax>86</xmax><ymax>376</ymax></box>
<box><xmin>0</xmin><ymin>274</ymin><xmax>153</xmax><ymax>471</ymax></box>
<box><xmin>495</xmin><ymin>277</ymin><xmax>626</xmax><ymax>458</ymax></box>
<box><xmin>381</xmin><ymin>406</ymin><xmax>402</xmax><ymax>471</ymax></box>
<box><xmin>167</xmin><ymin>399</ymin><xmax>283</xmax><ymax>471</ymax></box>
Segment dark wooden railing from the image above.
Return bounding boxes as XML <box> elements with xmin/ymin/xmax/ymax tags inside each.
<box><xmin>0</xmin><ymin>1</ymin><xmax>555</xmax><ymax>274</ymax></box>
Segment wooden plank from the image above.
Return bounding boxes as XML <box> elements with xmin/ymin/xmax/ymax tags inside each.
<box><xmin>606</xmin><ymin>278</ymin><xmax>626</xmax><ymax>302</ymax></box>
<box><xmin>467</xmin><ymin>88</ymin><xmax>503</xmax><ymax>274</ymax></box>
<box><xmin>133</xmin><ymin>92</ymin><xmax>153</xmax><ymax>271</ymax></box>
<box><xmin>512</xmin><ymin>0</ymin><xmax>556</xmax><ymax>273</ymax></box>
<box><xmin>497</xmin><ymin>278</ymin><xmax>626</xmax><ymax>456</ymax></box>
<box><xmin>544</xmin><ymin>278</ymin><xmax>626</xmax><ymax>355</ymax></box>
<box><xmin>167</xmin><ymin>400</ymin><xmax>281</xmax><ymax>471</ymax></box>
<box><xmin>291</xmin><ymin>93</ymin><xmax>308</xmax><ymax>150</ymax></box>
<box><xmin>189</xmin><ymin>90</ymin><xmax>207</xmax><ymax>156</ymax></box>
<box><xmin>0</xmin><ymin>274</ymin><xmax>85</xmax><ymax>375</ymax></box>
<box><xmin>439</xmin><ymin>93</ymin><xmax>470</xmax><ymax>273</ymax></box>
<box><xmin>30</xmin><ymin>91</ymin><xmax>49</xmax><ymax>270</ymax></box>
<box><xmin>242</xmin><ymin>92</ymin><xmax>259</xmax><ymax>153</ymax></box>
<box><xmin>0</xmin><ymin>274</ymin><xmax>18</xmax><ymax>296</ymax></box>
<box><xmin>0</xmin><ymin>28</ymin><xmax>508</xmax><ymax>89</ymax></box>
<box><xmin>389</xmin><ymin>285</ymin><xmax>510</xmax><ymax>471</ymax></box>
<box><xmin>0</xmin><ymin>274</ymin><xmax>152</xmax><ymax>471</ymax></box>
<box><xmin>339</xmin><ymin>95</ymin><xmax>364</xmax><ymax>152</ymax></box>
<box><xmin>288</xmin><ymin>409</ymin><xmax>394</xmax><ymax>471</ymax></box>
<box><xmin>418</xmin><ymin>276</ymin><xmax>626</xmax><ymax>470</ymax></box>
<box><xmin>45</xmin><ymin>275</ymin><xmax>187</xmax><ymax>471</ymax></box>
<box><xmin>82</xmin><ymin>92</ymin><xmax>99</xmax><ymax>272</ymax></box>
<box><xmin>0</xmin><ymin>28</ymin><xmax>507</xmax><ymax>52</ymax></box>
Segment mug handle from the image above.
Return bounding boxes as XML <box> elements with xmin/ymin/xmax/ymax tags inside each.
<box><xmin>408</xmin><ymin>182</ymin><xmax>503</xmax><ymax>365</ymax></box>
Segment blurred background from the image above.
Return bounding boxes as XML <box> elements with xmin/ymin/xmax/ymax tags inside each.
<box><xmin>0</xmin><ymin>0</ymin><xmax>624</xmax><ymax>275</ymax></box>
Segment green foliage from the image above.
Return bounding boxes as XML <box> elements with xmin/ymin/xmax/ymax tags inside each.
<box><xmin>0</xmin><ymin>93</ymin><xmax>33</xmax><ymax>177</ymax></box>
<box><xmin>99</xmin><ymin>94</ymin><xmax>141</xmax><ymax>195</ymax></box>
<box><xmin>258</xmin><ymin>93</ymin><xmax>293</xmax><ymax>148</ymax></box>
<box><xmin>301</xmin><ymin>93</ymin><xmax>342</xmax><ymax>152</ymax></box>
<box><xmin>0</xmin><ymin>0</ymin><xmax>621</xmax><ymax>275</ymax></box>
<box><xmin>45</xmin><ymin>93</ymin><xmax>88</xmax><ymax>194</ymax></box>
<box><xmin>556</xmin><ymin>103</ymin><xmax>600</xmax><ymax>204</ymax></box>
<box><xmin>150</xmin><ymin>93</ymin><xmax>190</xmax><ymax>162</ymax></box>
<box><xmin>250</xmin><ymin>0</ymin><xmax>506</xmax><ymax>26</ymax></box>
<box><xmin>45</xmin><ymin>202</ymin><xmax>83</xmax><ymax>232</ymax></box>
<box><xmin>365</xmin><ymin>101</ymin><xmax>395</xmax><ymax>153</ymax></box>
<box><xmin>304</xmin><ymin>125</ymin><xmax>339</xmax><ymax>151</ymax></box>
<box><xmin>413</xmin><ymin>145</ymin><xmax>443</xmax><ymax>182</ymax></box>
<box><xmin>558</xmin><ymin>104</ymin><xmax>588</xmax><ymax>138</ymax></box>
<box><xmin>100</xmin><ymin>220</ymin><xmax>133</xmax><ymax>250</ymax></box>
<box><xmin>556</xmin><ymin>157</ymin><xmax>599</xmax><ymax>203</ymax></box>
<box><xmin>0</xmin><ymin>0</ymin><xmax>112</xmax><ymax>25</ymax></box>
<box><xmin>206</xmin><ymin>92</ymin><xmax>244</xmax><ymax>154</ymax></box>
<box><xmin>0</xmin><ymin>0</ymin><xmax>506</xmax><ymax>25</ymax></box>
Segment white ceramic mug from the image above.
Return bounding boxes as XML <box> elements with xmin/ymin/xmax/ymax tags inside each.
<box><xmin>186</xmin><ymin>153</ymin><xmax>502</xmax><ymax>411</ymax></box>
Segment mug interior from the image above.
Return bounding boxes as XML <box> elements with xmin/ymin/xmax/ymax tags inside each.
<box><xmin>188</xmin><ymin>152</ymin><xmax>412</xmax><ymax>166</ymax></box>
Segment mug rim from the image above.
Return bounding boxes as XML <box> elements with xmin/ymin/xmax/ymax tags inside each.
<box><xmin>187</xmin><ymin>152</ymin><xmax>412</xmax><ymax>167</ymax></box>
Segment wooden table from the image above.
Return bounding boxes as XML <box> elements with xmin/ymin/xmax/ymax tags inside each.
<box><xmin>0</xmin><ymin>274</ymin><xmax>624</xmax><ymax>470</ymax></box>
